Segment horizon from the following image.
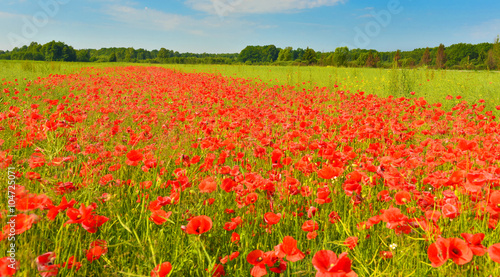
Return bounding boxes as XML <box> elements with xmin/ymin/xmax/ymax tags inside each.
<box><xmin>1</xmin><ymin>0</ymin><xmax>500</xmax><ymax>54</ymax></box>
<box><xmin>1</xmin><ymin>39</ymin><xmax>496</xmax><ymax>55</ymax></box>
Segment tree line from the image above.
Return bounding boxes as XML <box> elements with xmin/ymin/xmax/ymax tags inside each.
<box><xmin>1</xmin><ymin>38</ymin><xmax>499</xmax><ymax>70</ymax></box>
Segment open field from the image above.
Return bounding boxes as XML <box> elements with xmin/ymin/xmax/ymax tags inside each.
<box><xmin>3</xmin><ymin>60</ymin><xmax>500</xmax><ymax>114</ymax></box>
<box><xmin>0</xmin><ymin>62</ymin><xmax>500</xmax><ymax>276</ymax></box>
<box><xmin>162</xmin><ymin>64</ymin><xmax>500</xmax><ymax>113</ymax></box>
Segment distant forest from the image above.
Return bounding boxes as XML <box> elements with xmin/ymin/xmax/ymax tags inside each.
<box><xmin>1</xmin><ymin>38</ymin><xmax>499</xmax><ymax>70</ymax></box>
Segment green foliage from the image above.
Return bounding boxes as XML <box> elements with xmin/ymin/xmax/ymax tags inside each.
<box><xmin>333</xmin><ymin>47</ymin><xmax>349</xmax><ymax>67</ymax></box>
<box><xmin>302</xmin><ymin>47</ymin><xmax>317</xmax><ymax>65</ymax></box>
<box><xmin>238</xmin><ymin>45</ymin><xmax>279</xmax><ymax>64</ymax></box>
<box><xmin>277</xmin><ymin>47</ymin><xmax>293</xmax><ymax>62</ymax></box>
<box><xmin>109</xmin><ymin>52</ymin><xmax>117</xmax><ymax>62</ymax></box>
<box><xmin>1</xmin><ymin>39</ymin><xmax>499</xmax><ymax>69</ymax></box>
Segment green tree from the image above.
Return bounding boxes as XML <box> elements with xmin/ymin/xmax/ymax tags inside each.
<box><xmin>77</xmin><ymin>50</ymin><xmax>90</xmax><ymax>62</ymax></box>
<box><xmin>61</xmin><ymin>45</ymin><xmax>76</xmax><ymax>61</ymax></box>
<box><xmin>125</xmin><ymin>47</ymin><xmax>136</xmax><ymax>62</ymax></box>
<box><xmin>158</xmin><ymin>48</ymin><xmax>169</xmax><ymax>60</ymax></box>
<box><xmin>109</xmin><ymin>52</ymin><xmax>117</xmax><ymax>62</ymax></box>
<box><xmin>302</xmin><ymin>47</ymin><xmax>317</xmax><ymax>65</ymax></box>
<box><xmin>263</xmin><ymin>45</ymin><xmax>279</xmax><ymax>62</ymax></box>
<box><xmin>42</xmin><ymin>41</ymin><xmax>60</xmax><ymax>61</ymax></box>
<box><xmin>292</xmin><ymin>48</ymin><xmax>305</xmax><ymax>61</ymax></box>
<box><xmin>277</xmin><ymin>47</ymin><xmax>293</xmax><ymax>62</ymax></box>
<box><xmin>333</xmin><ymin>47</ymin><xmax>349</xmax><ymax>67</ymax></box>
<box><xmin>238</xmin><ymin>46</ymin><xmax>259</xmax><ymax>63</ymax></box>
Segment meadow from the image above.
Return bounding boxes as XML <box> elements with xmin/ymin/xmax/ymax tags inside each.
<box><xmin>3</xmin><ymin>60</ymin><xmax>500</xmax><ymax>113</ymax></box>
<box><xmin>0</xmin><ymin>61</ymin><xmax>500</xmax><ymax>276</ymax></box>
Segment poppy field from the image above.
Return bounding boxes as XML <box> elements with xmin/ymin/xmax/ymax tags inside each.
<box><xmin>1</xmin><ymin>65</ymin><xmax>500</xmax><ymax>276</ymax></box>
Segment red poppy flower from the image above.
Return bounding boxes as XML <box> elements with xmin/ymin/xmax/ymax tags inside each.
<box><xmin>224</xmin><ymin>221</ymin><xmax>237</xmax><ymax>231</ymax></box>
<box><xmin>441</xmin><ymin>203</ymin><xmax>459</xmax><ymax>219</ymax></box>
<box><xmin>274</xmin><ymin>236</ymin><xmax>305</xmax><ymax>262</ymax></box>
<box><xmin>0</xmin><ymin>257</ymin><xmax>19</xmax><ymax>276</ymax></box>
<box><xmin>150</xmin><ymin>210</ymin><xmax>172</xmax><ymax>225</ymax></box>
<box><xmin>245</xmin><ymin>193</ymin><xmax>258</xmax><ymax>205</ymax></box>
<box><xmin>26</xmin><ymin>171</ymin><xmax>41</xmax><ymax>180</ymax></box>
<box><xmin>151</xmin><ymin>261</ymin><xmax>172</xmax><ymax>277</ymax></box>
<box><xmin>302</xmin><ymin>220</ymin><xmax>319</xmax><ymax>232</ymax></box>
<box><xmin>486</xmin><ymin>190</ymin><xmax>500</xmax><ymax>215</ymax></box>
<box><xmin>16</xmin><ymin>193</ymin><xmax>53</xmax><ymax>211</ymax></box>
<box><xmin>264</xmin><ymin>212</ymin><xmax>281</xmax><ymax>225</ymax></box>
<box><xmin>424</xmin><ymin>210</ymin><xmax>441</xmax><ymax>222</ymax></box>
<box><xmin>394</xmin><ymin>191</ymin><xmax>411</xmax><ymax>205</ymax></box>
<box><xmin>221</xmin><ymin>178</ymin><xmax>237</xmax><ymax>192</ymax></box>
<box><xmin>2</xmin><ymin>213</ymin><xmax>39</xmax><ymax>238</ymax></box>
<box><xmin>149</xmin><ymin>196</ymin><xmax>173</xmax><ymax>211</ymax></box>
<box><xmin>377</xmin><ymin>190</ymin><xmax>392</xmax><ymax>202</ymax></box>
<box><xmin>328</xmin><ymin>211</ymin><xmax>341</xmax><ymax>224</ymax></box>
<box><xmin>317</xmin><ymin>166</ymin><xmax>343</xmax><ymax>179</ymax></box>
<box><xmin>379</xmin><ymin>251</ymin><xmax>393</xmax><ymax>259</ymax></box>
<box><xmin>47</xmin><ymin>196</ymin><xmax>77</xmax><ymax>220</ymax></box>
<box><xmin>246</xmin><ymin>250</ymin><xmax>282</xmax><ymax>277</ymax></box>
<box><xmin>185</xmin><ymin>215</ymin><xmax>212</xmax><ymax>235</ymax></box>
<box><xmin>86</xmin><ymin>246</ymin><xmax>107</xmax><ymax>263</ymax></box>
<box><xmin>380</xmin><ymin>207</ymin><xmax>407</xmax><ymax>229</ymax></box>
<box><xmin>448</xmin><ymin>238</ymin><xmax>473</xmax><ymax>265</ymax></box>
<box><xmin>126</xmin><ymin>150</ymin><xmax>143</xmax><ymax>165</ymax></box>
<box><xmin>247</xmin><ymin>250</ymin><xmax>267</xmax><ymax>277</ymax></box>
<box><xmin>208</xmin><ymin>263</ymin><xmax>225</xmax><ymax>277</ymax></box>
<box><xmin>428</xmin><ymin>238</ymin><xmax>450</xmax><ymax>267</ymax></box>
<box><xmin>36</xmin><ymin>252</ymin><xmax>59</xmax><ymax>277</ymax></box>
<box><xmin>307</xmin><ymin>231</ymin><xmax>318</xmax><ymax>240</ymax></box>
<box><xmin>229</xmin><ymin>251</ymin><xmax>239</xmax><ymax>261</ymax></box>
<box><xmin>460</xmin><ymin>233</ymin><xmax>486</xmax><ymax>256</ymax></box>
<box><xmin>62</xmin><ymin>256</ymin><xmax>81</xmax><ymax>271</ymax></box>
<box><xmin>199</xmin><ymin>176</ymin><xmax>217</xmax><ymax>193</ymax></box>
<box><xmin>312</xmin><ymin>250</ymin><xmax>357</xmax><ymax>277</ymax></box>
<box><xmin>488</xmin><ymin>243</ymin><xmax>500</xmax><ymax>263</ymax></box>
<box><xmin>90</xmin><ymin>239</ymin><xmax>108</xmax><ymax>249</ymax></box>
<box><xmin>344</xmin><ymin>236</ymin><xmax>359</xmax><ymax>250</ymax></box>
<box><xmin>82</xmin><ymin>215</ymin><xmax>109</xmax><ymax>233</ymax></box>
<box><xmin>231</xmin><ymin>232</ymin><xmax>240</xmax><ymax>243</ymax></box>
<box><xmin>127</xmin><ymin>149</ymin><xmax>143</xmax><ymax>161</ymax></box>
<box><xmin>220</xmin><ymin>256</ymin><xmax>228</xmax><ymax>264</ymax></box>
<box><xmin>65</xmin><ymin>203</ymin><xmax>95</xmax><ymax>225</ymax></box>
<box><xmin>307</xmin><ymin>206</ymin><xmax>318</xmax><ymax>218</ymax></box>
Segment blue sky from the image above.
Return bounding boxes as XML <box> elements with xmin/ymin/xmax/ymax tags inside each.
<box><xmin>1</xmin><ymin>0</ymin><xmax>499</xmax><ymax>53</ymax></box>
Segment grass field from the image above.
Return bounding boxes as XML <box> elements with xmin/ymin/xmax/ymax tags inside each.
<box><xmin>3</xmin><ymin>60</ymin><xmax>500</xmax><ymax>113</ymax></box>
<box><xmin>0</xmin><ymin>61</ymin><xmax>500</xmax><ymax>276</ymax></box>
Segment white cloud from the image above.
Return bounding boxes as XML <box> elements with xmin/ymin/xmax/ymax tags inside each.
<box><xmin>103</xmin><ymin>4</ymin><xmax>188</xmax><ymax>31</ymax></box>
<box><xmin>185</xmin><ymin>0</ymin><xmax>345</xmax><ymax>15</ymax></box>
<box><xmin>102</xmin><ymin>2</ymin><xmax>275</xmax><ymax>36</ymax></box>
